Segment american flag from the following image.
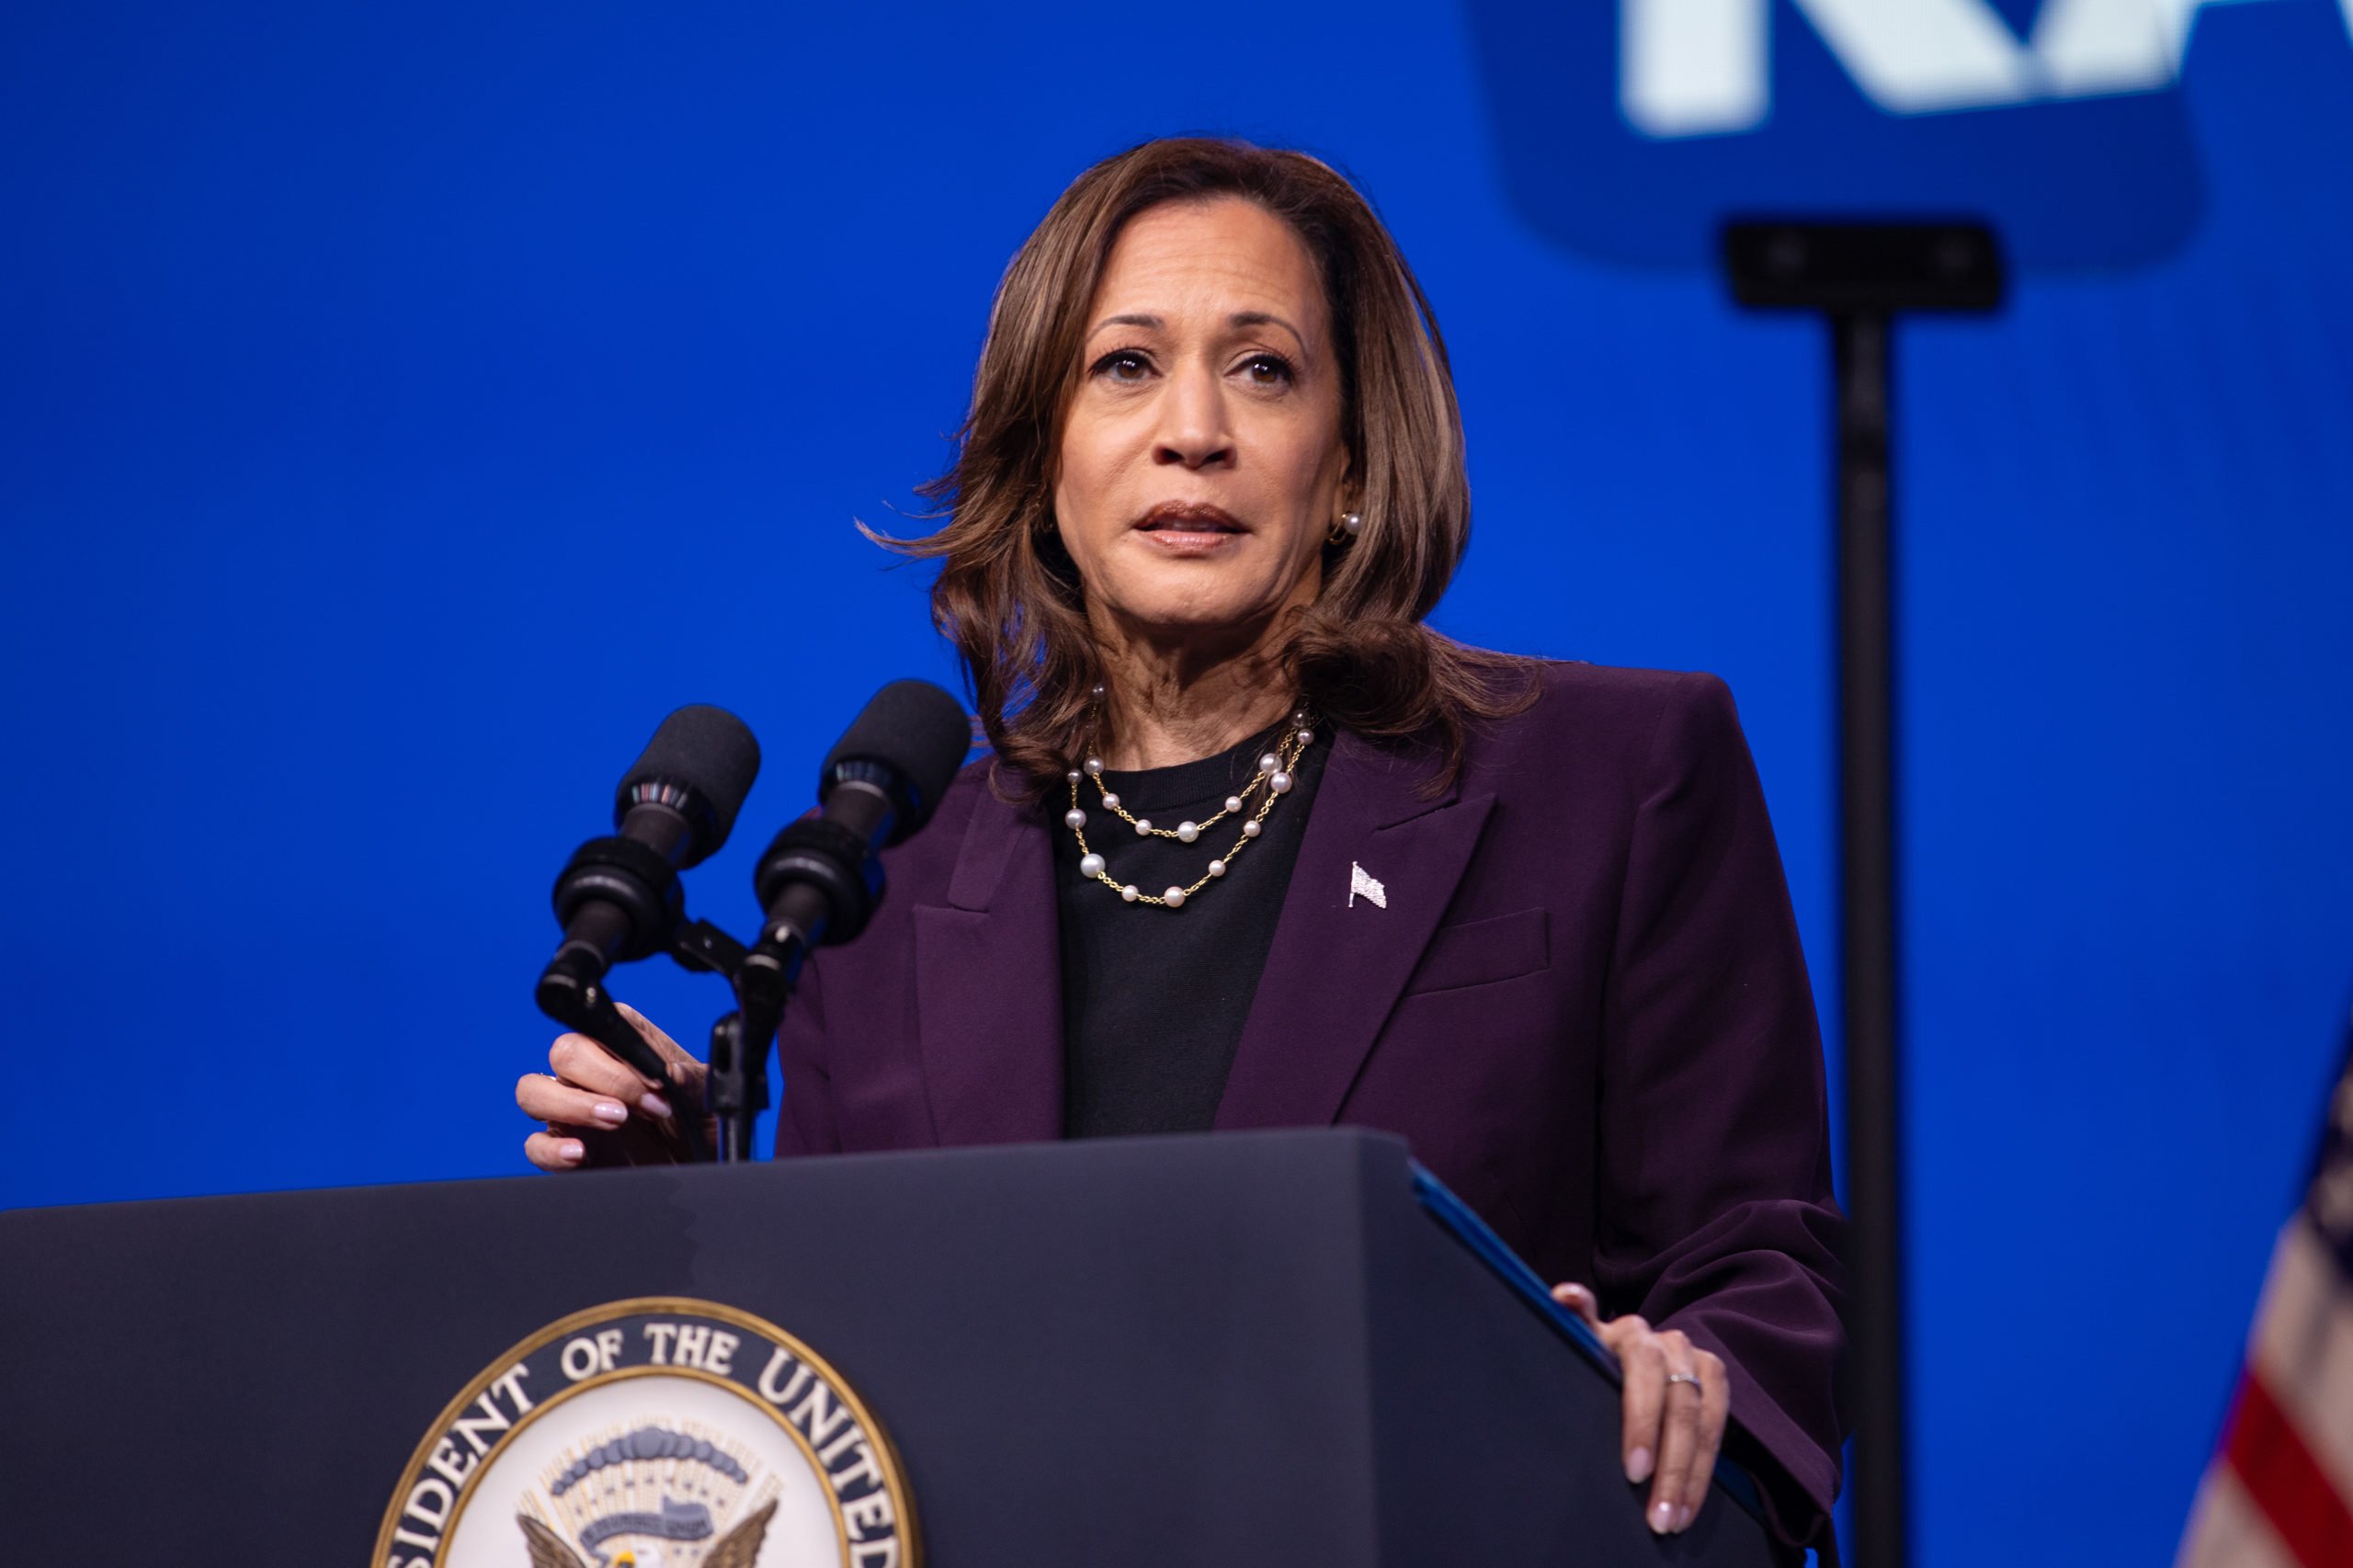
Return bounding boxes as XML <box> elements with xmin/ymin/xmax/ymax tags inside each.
<box><xmin>2177</xmin><ymin>1015</ymin><xmax>2353</xmax><ymax>1568</ymax></box>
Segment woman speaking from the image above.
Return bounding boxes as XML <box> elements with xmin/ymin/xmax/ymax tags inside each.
<box><xmin>516</xmin><ymin>138</ymin><xmax>1847</xmax><ymax>1551</ymax></box>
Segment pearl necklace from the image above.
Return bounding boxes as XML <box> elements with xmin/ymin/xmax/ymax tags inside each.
<box><xmin>1063</xmin><ymin>707</ymin><xmax>1315</xmax><ymax>909</ymax></box>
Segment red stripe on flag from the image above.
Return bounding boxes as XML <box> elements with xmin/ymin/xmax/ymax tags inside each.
<box><xmin>2222</xmin><ymin>1369</ymin><xmax>2353</xmax><ymax>1568</ymax></box>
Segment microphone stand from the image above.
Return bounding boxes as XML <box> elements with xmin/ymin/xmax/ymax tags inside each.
<box><xmin>700</xmin><ymin>676</ymin><xmax>971</xmax><ymax>1162</ymax></box>
<box><xmin>703</xmin><ymin>1014</ymin><xmax>755</xmax><ymax>1163</ymax></box>
<box><xmin>535</xmin><ymin>915</ymin><xmax>749</xmax><ymax>1165</ymax></box>
<box><xmin>708</xmin><ymin>798</ymin><xmax>889</xmax><ymax>1163</ymax></box>
<box><xmin>708</xmin><ymin>922</ymin><xmax>810</xmax><ymax>1164</ymax></box>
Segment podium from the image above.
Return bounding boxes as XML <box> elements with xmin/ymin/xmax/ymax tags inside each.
<box><xmin>0</xmin><ymin>1130</ymin><xmax>1785</xmax><ymax>1563</ymax></box>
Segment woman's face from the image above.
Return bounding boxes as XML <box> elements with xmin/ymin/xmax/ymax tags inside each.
<box><xmin>1052</xmin><ymin>197</ymin><xmax>1349</xmax><ymax>653</ymax></box>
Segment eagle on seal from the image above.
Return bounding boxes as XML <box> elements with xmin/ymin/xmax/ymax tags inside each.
<box><xmin>518</xmin><ymin>1498</ymin><xmax>777</xmax><ymax>1568</ymax></box>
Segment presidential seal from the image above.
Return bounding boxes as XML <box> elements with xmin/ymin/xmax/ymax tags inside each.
<box><xmin>375</xmin><ymin>1297</ymin><xmax>916</xmax><ymax>1568</ymax></box>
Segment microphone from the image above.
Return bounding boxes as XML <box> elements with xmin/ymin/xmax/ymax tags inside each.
<box><xmin>710</xmin><ymin>681</ymin><xmax>968</xmax><ymax>1159</ymax></box>
<box><xmin>537</xmin><ymin>707</ymin><xmax>761</xmax><ymax>1160</ymax></box>
<box><xmin>547</xmin><ymin>705</ymin><xmax>763</xmax><ymax>972</ymax></box>
<box><xmin>752</xmin><ymin>680</ymin><xmax>972</xmax><ymax>957</ymax></box>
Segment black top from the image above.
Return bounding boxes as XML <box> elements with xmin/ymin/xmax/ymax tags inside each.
<box><xmin>1053</xmin><ymin>721</ymin><xmax>1332</xmax><ymax>1138</ymax></box>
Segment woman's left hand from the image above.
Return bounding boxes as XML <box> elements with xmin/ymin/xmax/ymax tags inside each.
<box><xmin>1552</xmin><ymin>1282</ymin><xmax>1730</xmax><ymax>1536</ymax></box>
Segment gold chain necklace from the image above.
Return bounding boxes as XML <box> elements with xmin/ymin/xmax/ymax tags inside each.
<box><xmin>1064</xmin><ymin>707</ymin><xmax>1315</xmax><ymax>909</ymax></box>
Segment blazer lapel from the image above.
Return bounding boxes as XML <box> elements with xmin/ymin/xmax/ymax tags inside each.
<box><xmin>913</xmin><ymin>788</ymin><xmax>1065</xmax><ymax>1145</ymax></box>
<box><xmin>1214</xmin><ymin>732</ymin><xmax>1495</xmax><ymax>1130</ymax></box>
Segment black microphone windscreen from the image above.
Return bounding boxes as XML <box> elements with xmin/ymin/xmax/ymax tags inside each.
<box><xmin>821</xmin><ymin>680</ymin><xmax>972</xmax><ymax>842</ymax></box>
<box><xmin>615</xmin><ymin>705</ymin><xmax>763</xmax><ymax>862</ymax></box>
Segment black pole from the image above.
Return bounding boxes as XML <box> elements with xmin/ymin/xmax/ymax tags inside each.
<box><xmin>706</xmin><ymin>1011</ymin><xmax>763</xmax><ymax>1163</ymax></box>
<box><xmin>1834</xmin><ymin>309</ymin><xmax>1905</xmax><ymax>1568</ymax></box>
<box><xmin>1720</xmin><ymin>221</ymin><xmax>2003</xmax><ymax>1568</ymax></box>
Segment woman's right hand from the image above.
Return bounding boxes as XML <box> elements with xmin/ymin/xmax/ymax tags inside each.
<box><xmin>516</xmin><ymin>1002</ymin><xmax>710</xmax><ymax>1171</ymax></box>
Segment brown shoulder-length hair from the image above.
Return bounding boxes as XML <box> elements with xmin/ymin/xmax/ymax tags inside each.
<box><xmin>880</xmin><ymin>136</ymin><xmax>1533</xmax><ymax>801</ymax></box>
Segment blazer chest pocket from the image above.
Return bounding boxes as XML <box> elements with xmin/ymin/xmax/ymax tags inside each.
<box><xmin>1401</xmin><ymin>908</ymin><xmax>1550</xmax><ymax>997</ymax></box>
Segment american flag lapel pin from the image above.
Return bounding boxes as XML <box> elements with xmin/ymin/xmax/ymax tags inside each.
<box><xmin>1349</xmin><ymin>861</ymin><xmax>1387</xmax><ymax>909</ymax></box>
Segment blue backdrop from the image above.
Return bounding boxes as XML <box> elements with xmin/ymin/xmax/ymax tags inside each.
<box><xmin>4</xmin><ymin>5</ymin><xmax>2349</xmax><ymax>1564</ymax></box>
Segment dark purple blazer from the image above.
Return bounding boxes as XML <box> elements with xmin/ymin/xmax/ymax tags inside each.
<box><xmin>775</xmin><ymin>662</ymin><xmax>1847</xmax><ymax>1540</ymax></box>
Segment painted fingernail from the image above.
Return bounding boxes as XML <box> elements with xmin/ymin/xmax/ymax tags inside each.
<box><xmin>1650</xmin><ymin>1500</ymin><xmax>1674</xmax><ymax>1535</ymax></box>
<box><xmin>640</xmin><ymin>1091</ymin><xmax>675</xmax><ymax>1119</ymax></box>
<box><xmin>590</xmin><ymin>1101</ymin><xmax>629</xmax><ymax>1126</ymax></box>
<box><xmin>1676</xmin><ymin>1506</ymin><xmax>1695</xmax><ymax>1532</ymax></box>
<box><xmin>1627</xmin><ymin>1447</ymin><xmax>1654</xmax><ymax>1483</ymax></box>
<box><xmin>559</xmin><ymin>1139</ymin><xmax>585</xmax><ymax>1164</ymax></box>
